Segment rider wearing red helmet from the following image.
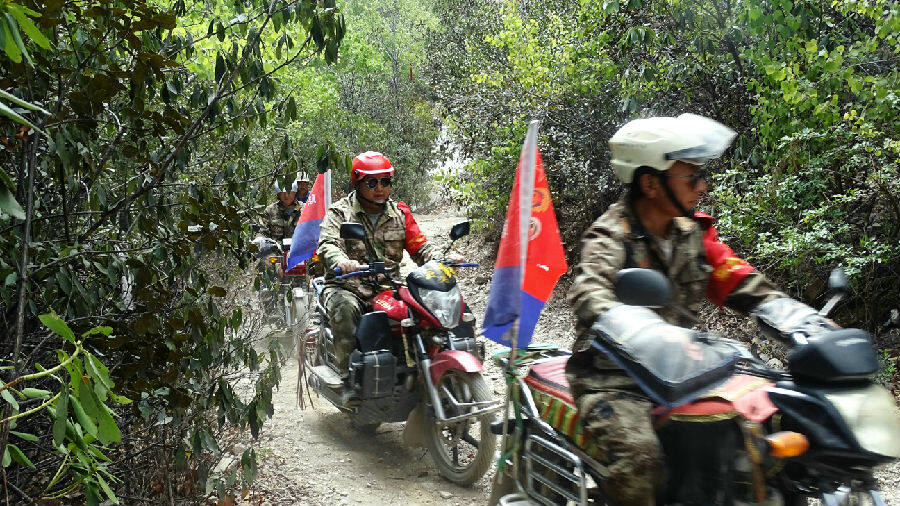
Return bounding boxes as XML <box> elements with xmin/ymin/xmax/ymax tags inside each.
<box><xmin>317</xmin><ymin>151</ymin><xmax>437</xmax><ymax>381</ymax></box>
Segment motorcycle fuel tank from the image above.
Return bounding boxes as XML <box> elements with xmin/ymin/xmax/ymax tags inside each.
<box><xmin>373</xmin><ymin>289</ymin><xmax>408</xmax><ymax>322</ymax></box>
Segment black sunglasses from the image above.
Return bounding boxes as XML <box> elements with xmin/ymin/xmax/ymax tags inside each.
<box><xmin>364</xmin><ymin>177</ymin><xmax>392</xmax><ymax>189</ymax></box>
<box><xmin>666</xmin><ymin>169</ymin><xmax>707</xmax><ymax>189</ymax></box>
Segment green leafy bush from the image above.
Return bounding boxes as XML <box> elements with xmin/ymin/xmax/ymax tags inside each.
<box><xmin>426</xmin><ymin>0</ymin><xmax>900</xmax><ymax>328</ymax></box>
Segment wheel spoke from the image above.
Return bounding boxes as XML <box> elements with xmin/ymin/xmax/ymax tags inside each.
<box><xmin>440</xmin><ymin>383</ymin><xmax>460</xmax><ymax>410</ymax></box>
<box><xmin>462</xmin><ymin>431</ymin><xmax>479</xmax><ymax>447</ymax></box>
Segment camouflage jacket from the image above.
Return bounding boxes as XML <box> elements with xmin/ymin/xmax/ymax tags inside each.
<box><xmin>569</xmin><ymin>197</ymin><xmax>785</xmax><ymax>353</ymax></box>
<box><xmin>262</xmin><ymin>200</ymin><xmax>301</xmax><ymax>242</ymax></box>
<box><xmin>318</xmin><ymin>191</ymin><xmax>436</xmax><ymax>299</ymax></box>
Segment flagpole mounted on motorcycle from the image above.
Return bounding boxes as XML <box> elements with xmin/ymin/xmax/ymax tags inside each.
<box><xmin>481</xmin><ymin>120</ymin><xmax>569</xmax><ymax>500</ymax></box>
<box><xmin>287</xmin><ymin>168</ymin><xmax>331</xmax><ymax>408</ymax></box>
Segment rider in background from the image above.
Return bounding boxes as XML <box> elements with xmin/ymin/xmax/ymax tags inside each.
<box><xmin>317</xmin><ymin>151</ymin><xmax>438</xmax><ymax>378</ymax></box>
<box><xmin>566</xmin><ymin>114</ymin><xmax>835</xmax><ymax>505</ymax></box>
<box><xmin>296</xmin><ymin>172</ymin><xmax>311</xmax><ymax>204</ymax></box>
<box><xmin>263</xmin><ymin>179</ymin><xmax>302</xmax><ymax>242</ymax></box>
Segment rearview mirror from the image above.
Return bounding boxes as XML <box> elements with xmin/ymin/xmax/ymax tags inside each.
<box><xmin>339</xmin><ymin>222</ymin><xmax>366</xmax><ymax>241</ymax></box>
<box><xmin>449</xmin><ymin>221</ymin><xmax>471</xmax><ymax>241</ymax></box>
<box><xmin>614</xmin><ymin>268</ymin><xmax>673</xmax><ymax>308</ymax></box>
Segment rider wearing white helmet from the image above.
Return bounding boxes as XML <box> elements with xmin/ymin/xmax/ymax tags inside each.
<box><xmin>295</xmin><ymin>172</ymin><xmax>311</xmax><ymax>203</ymax></box>
<box><xmin>262</xmin><ymin>178</ymin><xmax>302</xmax><ymax>242</ymax></box>
<box><xmin>565</xmin><ymin>114</ymin><xmax>832</xmax><ymax>505</ymax></box>
<box><xmin>609</xmin><ymin>113</ymin><xmax>736</xmax><ymax>219</ymax></box>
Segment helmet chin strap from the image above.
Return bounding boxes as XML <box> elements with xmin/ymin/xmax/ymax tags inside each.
<box><xmin>659</xmin><ymin>175</ymin><xmax>697</xmax><ymax>220</ymax></box>
<box><xmin>355</xmin><ymin>189</ymin><xmax>387</xmax><ymax>209</ymax></box>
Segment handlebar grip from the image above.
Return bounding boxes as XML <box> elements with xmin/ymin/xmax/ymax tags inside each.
<box><xmin>455</xmin><ymin>262</ymin><xmax>479</xmax><ymax>267</ymax></box>
<box><xmin>336</xmin><ymin>270</ymin><xmax>367</xmax><ymax>280</ymax></box>
<box><xmin>334</xmin><ymin>264</ymin><xmax>371</xmax><ymax>280</ymax></box>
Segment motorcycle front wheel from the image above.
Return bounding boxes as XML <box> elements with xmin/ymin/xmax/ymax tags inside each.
<box><xmin>424</xmin><ymin>370</ymin><xmax>497</xmax><ymax>486</ymax></box>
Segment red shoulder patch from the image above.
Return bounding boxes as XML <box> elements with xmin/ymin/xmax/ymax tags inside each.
<box><xmin>397</xmin><ymin>201</ymin><xmax>429</xmax><ymax>255</ymax></box>
<box><xmin>693</xmin><ymin>211</ymin><xmax>714</xmax><ymax>230</ymax></box>
<box><xmin>701</xmin><ymin>219</ymin><xmax>755</xmax><ymax>306</ymax></box>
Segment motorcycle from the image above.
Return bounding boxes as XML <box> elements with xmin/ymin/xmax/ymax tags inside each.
<box><xmin>250</xmin><ymin>235</ymin><xmax>315</xmax><ymax>357</ymax></box>
<box><xmin>490</xmin><ymin>267</ymin><xmax>900</xmax><ymax>505</ymax></box>
<box><xmin>302</xmin><ymin>221</ymin><xmax>501</xmax><ymax>485</ymax></box>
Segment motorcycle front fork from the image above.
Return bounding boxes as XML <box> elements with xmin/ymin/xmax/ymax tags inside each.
<box><xmin>414</xmin><ymin>334</ymin><xmax>447</xmax><ymax>421</ymax></box>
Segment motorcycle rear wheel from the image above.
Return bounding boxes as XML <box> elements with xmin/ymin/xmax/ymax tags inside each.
<box><xmin>424</xmin><ymin>370</ymin><xmax>497</xmax><ymax>486</ymax></box>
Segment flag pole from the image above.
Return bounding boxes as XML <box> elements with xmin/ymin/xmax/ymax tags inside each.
<box><xmin>497</xmin><ymin>119</ymin><xmax>541</xmax><ymax>479</ymax></box>
<box><xmin>324</xmin><ymin>169</ymin><xmax>332</xmax><ymax>208</ymax></box>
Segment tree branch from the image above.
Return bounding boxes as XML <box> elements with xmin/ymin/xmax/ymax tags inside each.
<box><xmin>0</xmin><ymin>128</ymin><xmax>42</xmax><ymax>481</ymax></box>
<box><xmin>76</xmin><ymin>0</ymin><xmax>280</xmax><ymax>243</ymax></box>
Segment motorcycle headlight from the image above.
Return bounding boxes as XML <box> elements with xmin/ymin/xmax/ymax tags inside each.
<box><xmin>824</xmin><ymin>384</ymin><xmax>900</xmax><ymax>458</ymax></box>
<box><xmin>417</xmin><ymin>285</ymin><xmax>462</xmax><ymax>329</ymax></box>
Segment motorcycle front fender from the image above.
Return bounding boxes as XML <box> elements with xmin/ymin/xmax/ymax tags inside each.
<box><xmin>428</xmin><ymin>349</ymin><xmax>483</xmax><ymax>385</ymax></box>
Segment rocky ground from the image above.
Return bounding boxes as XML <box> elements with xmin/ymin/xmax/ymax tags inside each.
<box><xmin>232</xmin><ymin>211</ymin><xmax>900</xmax><ymax>506</ymax></box>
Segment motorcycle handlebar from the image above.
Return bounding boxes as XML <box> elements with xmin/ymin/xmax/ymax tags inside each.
<box><xmin>333</xmin><ymin>261</ymin><xmax>476</xmax><ymax>280</ymax></box>
<box><xmin>335</xmin><ymin>270</ymin><xmax>369</xmax><ymax>280</ymax></box>
<box><xmin>334</xmin><ymin>265</ymin><xmax>370</xmax><ymax>280</ymax></box>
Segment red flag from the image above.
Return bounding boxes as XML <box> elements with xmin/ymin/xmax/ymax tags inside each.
<box><xmin>522</xmin><ymin>151</ymin><xmax>567</xmax><ymax>303</ymax></box>
<box><xmin>483</xmin><ymin>121</ymin><xmax>567</xmax><ymax>347</ymax></box>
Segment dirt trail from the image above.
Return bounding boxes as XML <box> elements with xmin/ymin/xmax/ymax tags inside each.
<box><xmin>237</xmin><ymin>211</ymin><xmax>900</xmax><ymax>506</ymax></box>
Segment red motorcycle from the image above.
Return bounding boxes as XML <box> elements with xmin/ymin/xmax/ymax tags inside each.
<box><xmin>303</xmin><ymin>221</ymin><xmax>500</xmax><ymax>485</ymax></box>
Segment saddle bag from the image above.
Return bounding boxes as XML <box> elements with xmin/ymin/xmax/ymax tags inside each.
<box><xmin>349</xmin><ymin>349</ymin><xmax>397</xmax><ymax>398</ymax></box>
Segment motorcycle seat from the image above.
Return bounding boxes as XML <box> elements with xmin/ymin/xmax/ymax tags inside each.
<box><xmin>524</xmin><ymin>356</ymin><xmax>573</xmax><ymax>405</ymax></box>
<box><xmin>522</xmin><ymin>357</ymin><xmax>605</xmax><ymax>458</ymax></box>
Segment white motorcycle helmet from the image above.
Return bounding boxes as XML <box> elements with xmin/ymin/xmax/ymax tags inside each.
<box><xmin>274</xmin><ymin>180</ymin><xmax>299</xmax><ymax>193</ymax></box>
<box><xmin>295</xmin><ymin>172</ymin><xmax>311</xmax><ymax>184</ymax></box>
<box><xmin>609</xmin><ymin>113</ymin><xmax>737</xmax><ymax>183</ymax></box>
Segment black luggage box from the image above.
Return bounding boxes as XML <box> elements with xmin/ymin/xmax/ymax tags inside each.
<box><xmin>350</xmin><ymin>349</ymin><xmax>397</xmax><ymax>398</ymax></box>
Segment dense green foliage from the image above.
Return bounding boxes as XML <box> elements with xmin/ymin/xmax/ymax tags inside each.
<box><xmin>427</xmin><ymin>0</ymin><xmax>900</xmax><ymax>328</ymax></box>
<box><xmin>0</xmin><ymin>0</ymin><xmax>346</xmax><ymax>502</ymax></box>
<box><xmin>271</xmin><ymin>0</ymin><xmax>443</xmax><ymax>203</ymax></box>
<box><xmin>0</xmin><ymin>0</ymin><xmax>441</xmax><ymax>502</ymax></box>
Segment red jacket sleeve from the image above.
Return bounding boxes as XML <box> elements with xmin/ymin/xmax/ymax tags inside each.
<box><xmin>397</xmin><ymin>201</ymin><xmax>429</xmax><ymax>255</ymax></box>
<box><xmin>695</xmin><ymin>212</ymin><xmax>755</xmax><ymax>306</ymax></box>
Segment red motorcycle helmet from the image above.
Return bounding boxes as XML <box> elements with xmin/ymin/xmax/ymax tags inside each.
<box><xmin>350</xmin><ymin>151</ymin><xmax>394</xmax><ymax>184</ymax></box>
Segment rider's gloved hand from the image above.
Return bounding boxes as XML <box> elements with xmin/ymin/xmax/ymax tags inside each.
<box><xmin>337</xmin><ymin>258</ymin><xmax>361</xmax><ymax>274</ymax></box>
<box><xmin>753</xmin><ymin>297</ymin><xmax>840</xmax><ymax>345</ymax></box>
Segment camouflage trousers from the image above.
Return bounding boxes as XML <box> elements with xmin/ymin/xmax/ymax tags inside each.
<box><xmin>565</xmin><ymin>348</ymin><xmax>664</xmax><ymax>506</ymax></box>
<box><xmin>322</xmin><ymin>286</ymin><xmax>370</xmax><ymax>373</ymax></box>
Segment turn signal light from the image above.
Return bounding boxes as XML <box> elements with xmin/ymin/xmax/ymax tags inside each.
<box><xmin>766</xmin><ymin>431</ymin><xmax>809</xmax><ymax>458</ymax></box>
<box><xmin>269</xmin><ymin>256</ymin><xmax>278</xmax><ymax>264</ymax></box>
